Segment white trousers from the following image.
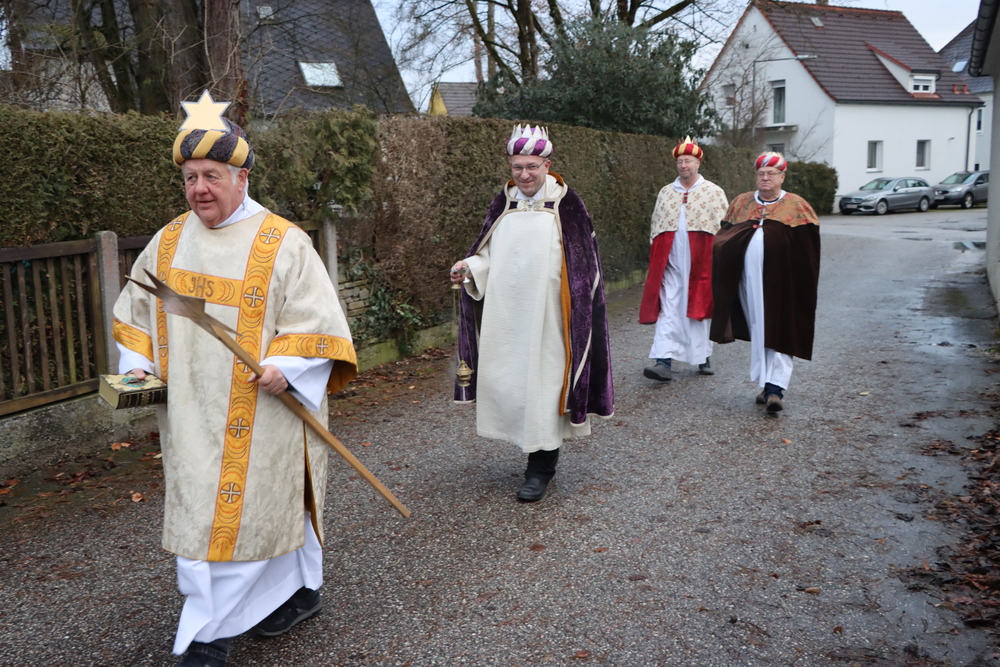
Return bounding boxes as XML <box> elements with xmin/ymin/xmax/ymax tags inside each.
<box><xmin>738</xmin><ymin>228</ymin><xmax>793</xmax><ymax>390</ymax></box>
<box><xmin>648</xmin><ymin>220</ymin><xmax>712</xmax><ymax>365</ymax></box>
<box><xmin>173</xmin><ymin>513</ymin><xmax>323</xmax><ymax>654</ymax></box>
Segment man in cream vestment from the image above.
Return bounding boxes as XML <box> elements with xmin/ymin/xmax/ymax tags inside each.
<box><xmin>639</xmin><ymin>136</ymin><xmax>728</xmax><ymax>382</ymax></box>
<box><xmin>112</xmin><ymin>93</ymin><xmax>357</xmax><ymax>666</ymax></box>
<box><xmin>451</xmin><ymin>125</ymin><xmax>614</xmax><ymax>502</ymax></box>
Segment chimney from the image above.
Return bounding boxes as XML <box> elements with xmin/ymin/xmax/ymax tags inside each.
<box><xmin>954</xmin><ymin>84</ymin><xmax>959</xmax><ymax>94</ymax></box>
<box><xmin>964</xmin><ymin>83</ymin><xmax>970</xmax><ymax>94</ymax></box>
<box><xmin>816</xmin><ymin>0</ymin><xmax>828</xmax><ymax>5</ymax></box>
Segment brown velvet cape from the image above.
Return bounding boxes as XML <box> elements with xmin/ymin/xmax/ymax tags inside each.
<box><xmin>709</xmin><ymin>192</ymin><xmax>820</xmax><ymax>360</ymax></box>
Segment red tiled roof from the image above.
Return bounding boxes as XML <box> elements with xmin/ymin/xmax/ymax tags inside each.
<box><xmin>754</xmin><ymin>0</ymin><xmax>981</xmax><ymax>106</ymax></box>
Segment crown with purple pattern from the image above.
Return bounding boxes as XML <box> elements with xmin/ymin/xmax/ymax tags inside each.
<box><xmin>506</xmin><ymin>124</ymin><xmax>553</xmax><ymax>158</ymax></box>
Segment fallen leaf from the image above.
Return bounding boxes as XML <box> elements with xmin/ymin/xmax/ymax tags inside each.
<box><xmin>627</xmin><ymin>574</ymin><xmax>648</xmax><ymax>581</ymax></box>
<box><xmin>923</xmin><ymin>558</ymin><xmax>930</xmax><ymax>570</ymax></box>
<box><xmin>782</xmin><ymin>438</ymin><xmax>792</xmax><ymax>444</ymax></box>
<box><xmin>803</xmin><ymin>587</ymin><xmax>821</xmax><ymax>595</ymax></box>
<box><xmin>362</xmin><ymin>441</ymin><xmax>372</xmax><ymax>447</ymax></box>
<box><xmin>833</xmin><ymin>626</ymin><xmax>843</xmax><ymax>634</ymax></box>
<box><xmin>593</xmin><ymin>547</ymin><xmax>609</xmax><ymax>553</ymax></box>
<box><xmin>131</xmin><ymin>492</ymin><xmax>145</xmax><ymax>502</ymax></box>
<box><xmin>859</xmin><ymin>391</ymin><xmax>871</xmax><ymax>396</ymax></box>
<box><xmin>572</xmin><ymin>650</ymin><xmax>590</xmax><ymax>659</ymax></box>
<box><xmin>529</xmin><ymin>543</ymin><xmax>546</xmax><ymax>552</ymax></box>
<box><xmin>0</xmin><ymin>489</ymin><xmax>10</xmax><ymax>495</ymax></box>
<box><xmin>153</xmin><ymin>453</ymin><xmax>162</xmax><ymax>459</ymax></box>
<box><xmin>110</xmin><ymin>442</ymin><xmax>129</xmax><ymax>450</ymax></box>
<box><xmin>408</xmin><ymin>385</ymin><xmax>415</xmax><ymax>389</ymax></box>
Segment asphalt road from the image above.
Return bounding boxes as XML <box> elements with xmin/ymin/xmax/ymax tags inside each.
<box><xmin>1</xmin><ymin>206</ymin><xmax>998</xmax><ymax>667</ymax></box>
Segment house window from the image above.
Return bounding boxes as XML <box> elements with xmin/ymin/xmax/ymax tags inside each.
<box><xmin>977</xmin><ymin>108</ymin><xmax>983</xmax><ymax>133</ymax></box>
<box><xmin>722</xmin><ymin>83</ymin><xmax>736</xmax><ymax>106</ymax></box>
<box><xmin>771</xmin><ymin>80</ymin><xmax>785</xmax><ymax>124</ymax></box>
<box><xmin>915</xmin><ymin>140</ymin><xmax>930</xmax><ymax>169</ymax></box>
<box><xmin>911</xmin><ymin>75</ymin><xmax>935</xmax><ymax>93</ymax></box>
<box><xmin>257</xmin><ymin>5</ymin><xmax>274</xmax><ymax>20</ymax></box>
<box><xmin>867</xmin><ymin>141</ymin><xmax>883</xmax><ymax>171</ymax></box>
<box><xmin>299</xmin><ymin>62</ymin><xmax>342</xmax><ymax>88</ymax></box>
<box><xmin>768</xmin><ymin>143</ymin><xmax>785</xmax><ymax>154</ymax></box>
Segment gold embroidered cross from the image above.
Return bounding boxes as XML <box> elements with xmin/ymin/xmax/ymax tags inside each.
<box><xmin>243</xmin><ymin>287</ymin><xmax>264</xmax><ymax>307</ymax></box>
<box><xmin>220</xmin><ymin>483</ymin><xmax>242</xmax><ymax>503</ymax></box>
<box><xmin>228</xmin><ymin>418</ymin><xmax>250</xmax><ymax>438</ymax></box>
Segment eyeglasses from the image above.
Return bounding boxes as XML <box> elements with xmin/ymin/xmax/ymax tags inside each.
<box><xmin>676</xmin><ymin>159</ymin><xmax>698</xmax><ymax>166</ymax></box>
<box><xmin>757</xmin><ymin>170</ymin><xmax>783</xmax><ymax>178</ymax></box>
<box><xmin>511</xmin><ymin>163</ymin><xmax>546</xmax><ymax>173</ymax></box>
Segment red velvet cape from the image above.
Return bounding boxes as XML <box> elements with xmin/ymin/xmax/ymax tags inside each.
<box><xmin>638</xmin><ymin>230</ymin><xmax>715</xmax><ymax>324</ymax></box>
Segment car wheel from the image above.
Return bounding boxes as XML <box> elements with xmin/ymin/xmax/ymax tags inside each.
<box><xmin>875</xmin><ymin>199</ymin><xmax>888</xmax><ymax>215</ymax></box>
<box><xmin>840</xmin><ymin>209</ymin><xmax>853</xmax><ymax>215</ymax></box>
<box><xmin>918</xmin><ymin>197</ymin><xmax>929</xmax><ymax>212</ymax></box>
<box><xmin>962</xmin><ymin>192</ymin><xmax>974</xmax><ymax>209</ymax></box>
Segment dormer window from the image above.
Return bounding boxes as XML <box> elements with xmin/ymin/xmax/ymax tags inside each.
<box><xmin>299</xmin><ymin>62</ymin><xmax>342</xmax><ymax>88</ymax></box>
<box><xmin>911</xmin><ymin>75</ymin><xmax>935</xmax><ymax>93</ymax></box>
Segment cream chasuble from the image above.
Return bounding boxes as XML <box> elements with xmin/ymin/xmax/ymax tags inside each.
<box><xmin>113</xmin><ymin>209</ymin><xmax>357</xmax><ymax>562</ymax></box>
<box><xmin>464</xmin><ymin>175</ymin><xmax>591</xmax><ymax>453</ymax></box>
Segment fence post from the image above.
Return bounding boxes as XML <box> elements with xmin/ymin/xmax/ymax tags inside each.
<box><xmin>94</xmin><ymin>231</ymin><xmax>120</xmax><ymax>374</ymax></box>
<box><xmin>320</xmin><ymin>218</ymin><xmax>346</xmax><ymax>311</ymax></box>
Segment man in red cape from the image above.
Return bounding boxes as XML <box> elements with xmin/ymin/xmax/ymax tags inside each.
<box><xmin>639</xmin><ymin>136</ymin><xmax>728</xmax><ymax>382</ymax></box>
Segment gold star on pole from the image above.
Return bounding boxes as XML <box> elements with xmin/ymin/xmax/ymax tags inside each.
<box><xmin>179</xmin><ymin>90</ymin><xmax>230</xmax><ymax>131</ymax></box>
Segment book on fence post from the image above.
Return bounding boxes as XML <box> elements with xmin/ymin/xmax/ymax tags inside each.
<box><xmin>99</xmin><ymin>374</ymin><xmax>168</xmax><ymax>409</ymax></box>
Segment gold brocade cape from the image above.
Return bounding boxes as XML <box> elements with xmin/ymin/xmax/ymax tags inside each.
<box><xmin>113</xmin><ymin>210</ymin><xmax>357</xmax><ymax>562</ymax></box>
<box><xmin>648</xmin><ymin>179</ymin><xmax>728</xmax><ymax>241</ymax></box>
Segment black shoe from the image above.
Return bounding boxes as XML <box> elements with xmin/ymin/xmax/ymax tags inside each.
<box><xmin>698</xmin><ymin>357</ymin><xmax>714</xmax><ymax>375</ymax></box>
<box><xmin>765</xmin><ymin>394</ymin><xmax>784</xmax><ymax>412</ymax></box>
<box><xmin>177</xmin><ymin>638</ymin><xmax>230</xmax><ymax>667</ymax></box>
<box><xmin>643</xmin><ymin>359</ymin><xmax>672</xmax><ymax>382</ymax></box>
<box><xmin>517</xmin><ymin>477</ymin><xmax>549</xmax><ymax>502</ymax></box>
<box><xmin>252</xmin><ymin>587</ymin><xmax>323</xmax><ymax>638</ymax></box>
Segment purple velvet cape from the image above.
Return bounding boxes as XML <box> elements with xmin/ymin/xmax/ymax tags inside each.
<box><xmin>453</xmin><ymin>178</ymin><xmax>615</xmax><ymax>426</ymax></box>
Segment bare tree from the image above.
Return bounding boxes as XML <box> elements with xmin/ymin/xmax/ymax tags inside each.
<box><xmin>702</xmin><ymin>34</ymin><xmax>781</xmax><ymax>151</ymax></box>
<box><xmin>390</xmin><ymin>0</ymin><xmax>745</xmax><ymax>94</ymax></box>
<box><xmin>2</xmin><ymin>0</ymin><xmax>240</xmax><ymax>115</ymax></box>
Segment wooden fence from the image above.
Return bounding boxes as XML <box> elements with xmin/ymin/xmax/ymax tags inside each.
<box><xmin>0</xmin><ymin>224</ymin><xmax>336</xmax><ymax>419</ymax></box>
<box><xmin>0</xmin><ymin>234</ymin><xmax>151</xmax><ymax>417</ymax></box>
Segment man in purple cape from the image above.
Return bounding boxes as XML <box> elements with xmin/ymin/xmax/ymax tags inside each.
<box><xmin>449</xmin><ymin>125</ymin><xmax>614</xmax><ymax>502</ymax></box>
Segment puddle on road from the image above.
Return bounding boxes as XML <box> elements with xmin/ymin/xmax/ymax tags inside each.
<box><xmin>953</xmin><ymin>241</ymin><xmax>986</xmax><ymax>251</ymax></box>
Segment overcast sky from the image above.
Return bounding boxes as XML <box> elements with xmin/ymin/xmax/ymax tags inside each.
<box><xmin>373</xmin><ymin>0</ymin><xmax>984</xmax><ymax>110</ymax></box>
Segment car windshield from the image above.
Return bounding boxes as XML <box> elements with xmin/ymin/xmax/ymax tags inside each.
<box><xmin>940</xmin><ymin>172</ymin><xmax>973</xmax><ymax>184</ymax></box>
<box><xmin>860</xmin><ymin>179</ymin><xmax>893</xmax><ymax>191</ymax></box>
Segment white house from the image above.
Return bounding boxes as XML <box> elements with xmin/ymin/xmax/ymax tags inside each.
<box><xmin>968</xmin><ymin>0</ymin><xmax>1000</xmax><ymax>307</ymax></box>
<box><xmin>703</xmin><ymin>1</ymin><xmax>983</xmax><ymax>204</ymax></box>
<box><xmin>940</xmin><ymin>21</ymin><xmax>994</xmax><ymax>172</ymax></box>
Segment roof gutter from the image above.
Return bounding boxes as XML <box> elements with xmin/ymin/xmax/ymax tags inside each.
<box><xmin>969</xmin><ymin>0</ymin><xmax>1000</xmax><ymax>77</ymax></box>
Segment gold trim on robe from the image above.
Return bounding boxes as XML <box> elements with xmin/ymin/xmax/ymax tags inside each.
<box><xmin>112</xmin><ymin>320</ymin><xmax>153</xmax><ymax>361</ymax></box>
<box><xmin>207</xmin><ymin>214</ymin><xmax>295</xmax><ymax>561</ymax></box>
<box><xmin>154</xmin><ymin>213</ymin><xmax>190</xmax><ymax>382</ymax></box>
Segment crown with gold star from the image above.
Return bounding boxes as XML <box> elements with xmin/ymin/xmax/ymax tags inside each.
<box><xmin>172</xmin><ymin>91</ymin><xmax>254</xmax><ymax>171</ymax></box>
<box><xmin>672</xmin><ymin>135</ymin><xmax>703</xmax><ymax>161</ymax></box>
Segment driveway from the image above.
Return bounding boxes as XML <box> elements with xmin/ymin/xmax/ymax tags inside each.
<box><xmin>0</xmin><ymin>208</ymin><xmax>997</xmax><ymax>666</ymax></box>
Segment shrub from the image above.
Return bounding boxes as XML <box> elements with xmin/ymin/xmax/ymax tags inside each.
<box><xmin>784</xmin><ymin>161</ymin><xmax>838</xmax><ymax>215</ymax></box>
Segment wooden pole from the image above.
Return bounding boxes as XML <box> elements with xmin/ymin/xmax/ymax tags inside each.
<box><xmin>209</xmin><ymin>324</ymin><xmax>411</xmax><ymax>518</ymax></box>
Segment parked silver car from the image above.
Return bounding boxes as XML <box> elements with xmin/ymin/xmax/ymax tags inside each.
<box><xmin>931</xmin><ymin>170</ymin><xmax>989</xmax><ymax>208</ymax></box>
<box><xmin>839</xmin><ymin>177</ymin><xmax>934</xmax><ymax>215</ymax></box>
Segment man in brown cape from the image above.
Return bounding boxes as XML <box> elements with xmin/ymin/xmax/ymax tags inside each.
<box><xmin>710</xmin><ymin>152</ymin><xmax>820</xmax><ymax>413</ymax></box>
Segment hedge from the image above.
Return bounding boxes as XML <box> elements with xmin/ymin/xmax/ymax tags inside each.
<box><xmin>0</xmin><ymin>105</ymin><xmax>837</xmax><ymax>347</ymax></box>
